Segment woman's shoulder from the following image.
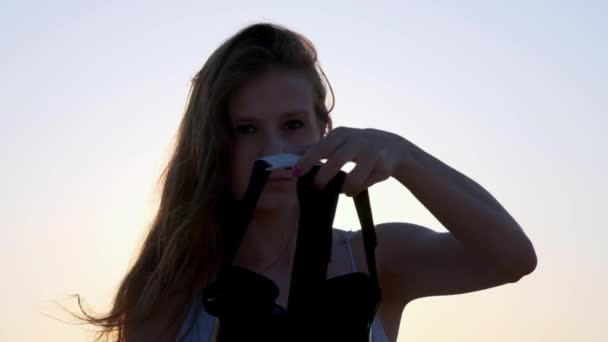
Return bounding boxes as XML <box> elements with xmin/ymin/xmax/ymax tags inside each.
<box><xmin>332</xmin><ymin>227</ymin><xmax>351</xmax><ymax>240</ymax></box>
<box><xmin>124</xmin><ymin>292</ymin><xmax>192</xmax><ymax>342</ymax></box>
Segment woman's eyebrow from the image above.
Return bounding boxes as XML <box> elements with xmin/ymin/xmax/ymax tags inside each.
<box><xmin>234</xmin><ymin>110</ymin><xmax>310</xmax><ymax>123</ymax></box>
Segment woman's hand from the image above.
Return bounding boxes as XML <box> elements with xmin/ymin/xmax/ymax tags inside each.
<box><xmin>293</xmin><ymin>126</ymin><xmax>412</xmax><ymax>197</ymax></box>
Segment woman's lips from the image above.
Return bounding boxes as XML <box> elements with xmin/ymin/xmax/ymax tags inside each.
<box><xmin>268</xmin><ymin>171</ymin><xmax>295</xmax><ymax>182</ymax></box>
<box><xmin>267</xmin><ymin>176</ymin><xmax>295</xmax><ymax>189</ymax></box>
<box><xmin>269</xmin><ymin>177</ymin><xmax>294</xmax><ymax>182</ymax></box>
<box><xmin>268</xmin><ymin>179</ymin><xmax>294</xmax><ymax>186</ymax></box>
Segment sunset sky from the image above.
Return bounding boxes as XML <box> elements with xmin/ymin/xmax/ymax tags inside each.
<box><xmin>1</xmin><ymin>1</ymin><xmax>606</xmax><ymax>341</ymax></box>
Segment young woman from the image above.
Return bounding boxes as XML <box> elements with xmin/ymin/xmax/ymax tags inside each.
<box><xmin>75</xmin><ymin>22</ymin><xmax>537</xmax><ymax>342</ymax></box>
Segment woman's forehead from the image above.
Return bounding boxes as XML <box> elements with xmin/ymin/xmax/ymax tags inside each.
<box><xmin>228</xmin><ymin>70</ymin><xmax>315</xmax><ymax>122</ymax></box>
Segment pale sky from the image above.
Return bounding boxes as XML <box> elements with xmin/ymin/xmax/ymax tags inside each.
<box><xmin>1</xmin><ymin>1</ymin><xmax>607</xmax><ymax>341</ymax></box>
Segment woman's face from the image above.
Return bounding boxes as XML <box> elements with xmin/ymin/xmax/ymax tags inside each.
<box><xmin>227</xmin><ymin>69</ymin><xmax>323</xmax><ymax>209</ymax></box>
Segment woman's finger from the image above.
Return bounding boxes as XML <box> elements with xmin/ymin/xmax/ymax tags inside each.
<box><xmin>342</xmin><ymin>152</ymin><xmax>379</xmax><ymax>196</ymax></box>
<box><xmin>293</xmin><ymin>127</ymin><xmax>352</xmax><ymax>175</ymax></box>
<box><xmin>314</xmin><ymin>141</ymin><xmax>359</xmax><ymax>189</ymax></box>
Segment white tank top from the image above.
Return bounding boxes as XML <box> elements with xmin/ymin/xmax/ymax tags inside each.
<box><xmin>176</xmin><ymin>230</ymin><xmax>389</xmax><ymax>342</ymax></box>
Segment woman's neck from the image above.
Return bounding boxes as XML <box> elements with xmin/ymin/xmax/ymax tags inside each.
<box><xmin>233</xmin><ymin>203</ymin><xmax>300</xmax><ymax>273</ymax></box>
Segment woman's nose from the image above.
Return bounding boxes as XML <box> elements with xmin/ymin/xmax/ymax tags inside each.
<box><xmin>261</xmin><ymin>133</ymin><xmax>289</xmax><ymax>156</ymax></box>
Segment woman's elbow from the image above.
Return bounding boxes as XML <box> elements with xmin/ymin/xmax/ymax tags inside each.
<box><xmin>508</xmin><ymin>238</ymin><xmax>538</xmax><ymax>282</ymax></box>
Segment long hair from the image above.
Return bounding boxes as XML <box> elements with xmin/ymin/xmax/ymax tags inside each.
<box><xmin>68</xmin><ymin>22</ymin><xmax>335</xmax><ymax>341</ymax></box>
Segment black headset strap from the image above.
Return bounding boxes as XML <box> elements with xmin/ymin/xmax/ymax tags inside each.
<box><xmin>287</xmin><ymin>166</ymin><xmax>380</xmax><ymax>316</ymax></box>
<box><xmin>353</xmin><ymin>189</ymin><xmax>379</xmax><ymax>284</ymax></box>
<box><xmin>287</xmin><ymin>165</ymin><xmax>341</xmax><ymax>313</ymax></box>
<box><xmin>222</xmin><ymin>160</ymin><xmax>270</xmax><ymax>266</ymax></box>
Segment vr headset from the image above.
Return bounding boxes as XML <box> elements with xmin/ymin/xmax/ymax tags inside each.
<box><xmin>203</xmin><ymin>153</ymin><xmax>381</xmax><ymax>341</ymax></box>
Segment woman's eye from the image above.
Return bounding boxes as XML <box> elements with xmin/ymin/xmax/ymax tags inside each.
<box><xmin>236</xmin><ymin>125</ymin><xmax>256</xmax><ymax>135</ymax></box>
<box><xmin>235</xmin><ymin>121</ymin><xmax>303</xmax><ymax>135</ymax></box>
<box><xmin>286</xmin><ymin>120</ymin><xmax>304</xmax><ymax>130</ymax></box>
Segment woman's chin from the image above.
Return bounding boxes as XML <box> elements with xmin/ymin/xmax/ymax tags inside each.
<box><xmin>256</xmin><ymin>192</ymin><xmax>298</xmax><ymax>210</ymax></box>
